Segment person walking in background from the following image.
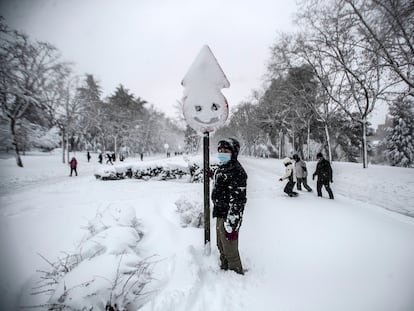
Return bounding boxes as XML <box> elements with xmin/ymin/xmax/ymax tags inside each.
<box><xmin>98</xmin><ymin>153</ymin><xmax>103</xmax><ymax>164</ymax></box>
<box><xmin>212</xmin><ymin>138</ymin><xmax>247</xmax><ymax>275</ymax></box>
<box><xmin>279</xmin><ymin>157</ymin><xmax>298</xmax><ymax>197</ymax></box>
<box><xmin>292</xmin><ymin>154</ymin><xmax>312</xmax><ymax>192</ymax></box>
<box><xmin>69</xmin><ymin>157</ymin><xmax>78</xmax><ymax>177</ymax></box>
<box><xmin>106</xmin><ymin>153</ymin><xmax>113</xmax><ymax>165</ymax></box>
<box><xmin>87</xmin><ymin>151</ymin><xmax>91</xmax><ymax>163</ymax></box>
<box><xmin>312</xmin><ymin>152</ymin><xmax>334</xmax><ymax>199</ymax></box>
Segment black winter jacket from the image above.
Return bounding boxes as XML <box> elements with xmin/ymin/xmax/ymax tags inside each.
<box><xmin>212</xmin><ymin>160</ymin><xmax>247</xmax><ymax>232</ymax></box>
<box><xmin>313</xmin><ymin>158</ymin><xmax>333</xmax><ymax>182</ymax></box>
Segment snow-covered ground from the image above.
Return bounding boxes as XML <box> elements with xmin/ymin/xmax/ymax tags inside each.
<box><xmin>0</xmin><ymin>151</ymin><xmax>413</xmax><ymax>310</ymax></box>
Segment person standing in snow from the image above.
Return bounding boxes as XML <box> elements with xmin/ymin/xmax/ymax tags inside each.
<box><xmin>87</xmin><ymin>151</ymin><xmax>91</xmax><ymax>163</ymax></box>
<box><xmin>312</xmin><ymin>152</ymin><xmax>334</xmax><ymax>199</ymax></box>
<box><xmin>212</xmin><ymin>138</ymin><xmax>247</xmax><ymax>275</ymax></box>
<box><xmin>69</xmin><ymin>157</ymin><xmax>78</xmax><ymax>177</ymax></box>
<box><xmin>279</xmin><ymin>157</ymin><xmax>298</xmax><ymax>197</ymax></box>
<box><xmin>292</xmin><ymin>154</ymin><xmax>312</xmax><ymax>192</ymax></box>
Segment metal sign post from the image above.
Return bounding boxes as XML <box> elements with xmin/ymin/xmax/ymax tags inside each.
<box><xmin>181</xmin><ymin>45</ymin><xmax>230</xmax><ymax>255</ymax></box>
<box><xmin>203</xmin><ymin>132</ymin><xmax>210</xmax><ymax>254</ymax></box>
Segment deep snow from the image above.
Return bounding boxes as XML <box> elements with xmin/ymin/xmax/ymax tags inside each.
<box><xmin>0</xmin><ymin>151</ymin><xmax>413</xmax><ymax>310</ymax></box>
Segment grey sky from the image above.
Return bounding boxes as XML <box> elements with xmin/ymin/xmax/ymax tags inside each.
<box><xmin>1</xmin><ymin>0</ymin><xmax>297</xmax><ymax>117</ymax></box>
<box><xmin>1</xmin><ymin>0</ymin><xmax>387</xmax><ymax>125</ymax></box>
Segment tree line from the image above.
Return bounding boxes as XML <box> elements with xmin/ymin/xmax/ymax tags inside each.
<box><xmin>213</xmin><ymin>0</ymin><xmax>413</xmax><ymax>168</ymax></box>
<box><xmin>1</xmin><ymin>0</ymin><xmax>413</xmax><ymax>169</ymax></box>
<box><xmin>0</xmin><ymin>17</ymin><xmax>184</xmax><ymax>167</ymax></box>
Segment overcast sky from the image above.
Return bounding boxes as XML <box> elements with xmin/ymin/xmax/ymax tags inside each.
<box><xmin>1</xmin><ymin>0</ymin><xmax>387</xmax><ymax>125</ymax></box>
<box><xmin>1</xmin><ymin>0</ymin><xmax>299</xmax><ymax>117</ymax></box>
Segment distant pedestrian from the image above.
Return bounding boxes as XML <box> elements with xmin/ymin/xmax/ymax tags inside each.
<box><xmin>312</xmin><ymin>152</ymin><xmax>334</xmax><ymax>199</ymax></box>
<box><xmin>87</xmin><ymin>151</ymin><xmax>91</xmax><ymax>163</ymax></box>
<box><xmin>279</xmin><ymin>157</ymin><xmax>298</xmax><ymax>197</ymax></box>
<box><xmin>140</xmin><ymin>153</ymin><xmax>143</xmax><ymax>161</ymax></box>
<box><xmin>98</xmin><ymin>153</ymin><xmax>103</xmax><ymax>164</ymax></box>
<box><xmin>106</xmin><ymin>153</ymin><xmax>113</xmax><ymax>165</ymax></box>
<box><xmin>69</xmin><ymin>157</ymin><xmax>78</xmax><ymax>177</ymax></box>
<box><xmin>292</xmin><ymin>154</ymin><xmax>312</xmax><ymax>192</ymax></box>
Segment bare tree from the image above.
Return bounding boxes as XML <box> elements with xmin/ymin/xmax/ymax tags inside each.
<box><xmin>342</xmin><ymin>0</ymin><xmax>414</xmax><ymax>96</ymax></box>
<box><xmin>296</xmin><ymin>0</ymin><xmax>393</xmax><ymax>167</ymax></box>
<box><xmin>0</xmin><ymin>20</ymin><xmax>66</xmax><ymax>166</ymax></box>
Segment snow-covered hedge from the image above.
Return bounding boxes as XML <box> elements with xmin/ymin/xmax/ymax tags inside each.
<box><xmin>33</xmin><ymin>205</ymin><xmax>154</xmax><ymax>310</ymax></box>
<box><xmin>94</xmin><ymin>156</ymin><xmax>220</xmax><ymax>183</ymax></box>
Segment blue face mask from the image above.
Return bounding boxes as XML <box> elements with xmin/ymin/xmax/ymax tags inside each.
<box><xmin>218</xmin><ymin>152</ymin><xmax>231</xmax><ymax>164</ymax></box>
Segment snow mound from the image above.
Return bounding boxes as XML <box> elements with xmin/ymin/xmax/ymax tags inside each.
<box><xmin>175</xmin><ymin>196</ymin><xmax>204</xmax><ymax>228</ymax></box>
<box><xmin>33</xmin><ymin>204</ymin><xmax>154</xmax><ymax>310</ymax></box>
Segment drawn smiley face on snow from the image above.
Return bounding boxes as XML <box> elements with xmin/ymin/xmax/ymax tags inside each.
<box><xmin>182</xmin><ymin>91</ymin><xmax>229</xmax><ymax>132</ymax></box>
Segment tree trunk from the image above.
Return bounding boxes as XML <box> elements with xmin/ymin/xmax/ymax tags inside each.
<box><xmin>278</xmin><ymin>131</ymin><xmax>283</xmax><ymax>159</ymax></box>
<box><xmin>307</xmin><ymin>120</ymin><xmax>311</xmax><ymax>160</ymax></box>
<box><xmin>66</xmin><ymin>138</ymin><xmax>70</xmax><ymax>163</ymax></box>
<box><xmin>10</xmin><ymin>118</ymin><xmax>23</xmax><ymax>167</ymax></box>
<box><xmin>362</xmin><ymin>118</ymin><xmax>368</xmax><ymax>168</ymax></box>
<box><xmin>62</xmin><ymin>128</ymin><xmax>66</xmax><ymax>164</ymax></box>
<box><xmin>324</xmin><ymin>123</ymin><xmax>332</xmax><ymax>163</ymax></box>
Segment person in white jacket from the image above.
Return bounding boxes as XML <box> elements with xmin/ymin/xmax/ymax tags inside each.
<box><xmin>279</xmin><ymin>157</ymin><xmax>298</xmax><ymax>197</ymax></box>
<box><xmin>292</xmin><ymin>154</ymin><xmax>313</xmax><ymax>192</ymax></box>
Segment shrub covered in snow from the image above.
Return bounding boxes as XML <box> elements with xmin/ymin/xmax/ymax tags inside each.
<box><xmin>175</xmin><ymin>196</ymin><xmax>204</xmax><ymax>228</ymax></box>
<box><xmin>32</xmin><ymin>205</ymin><xmax>154</xmax><ymax>310</ymax></box>
<box><xmin>94</xmin><ymin>156</ymin><xmax>220</xmax><ymax>183</ymax></box>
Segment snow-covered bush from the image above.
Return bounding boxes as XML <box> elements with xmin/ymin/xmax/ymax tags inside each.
<box><xmin>175</xmin><ymin>196</ymin><xmax>204</xmax><ymax>228</ymax></box>
<box><xmin>33</xmin><ymin>205</ymin><xmax>154</xmax><ymax>310</ymax></box>
<box><xmin>31</xmin><ymin>126</ymin><xmax>61</xmax><ymax>151</ymax></box>
<box><xmin>94</xmin><ymin>157</ymin><xmax>219</xmax><ymax>183</ymax></box>
<box><xmin>94</xmin><ymin>161</ymin><xmax>189</xmax><ymax>181</ymax></box>
<box><xmin>184</xmin><ymin>156</ymin><xmax>219</xmax><ymax>183</ymax></box>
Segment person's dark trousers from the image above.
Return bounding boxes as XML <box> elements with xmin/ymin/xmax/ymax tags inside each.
<box><xmin>298</xmin><ymin>177</ymin><xmax>312</xmax><ymax>191</ymax></box>
<box><xmin>284</xmin><ymin>181</ymin><xmax>295</xmax><ymax>195</ymax></box>
<box><xmin>317</xmin><ymin>181</ymin><xmax>334</xmax><ymax>199</ymax></box>
<box><xmin>297</xmin><ymin>178</ymin><xmax>302</xmax><ymax>190</ymax></box>
<box><xmin>70</xmin><ymin>168</ymin><xmax>77</xmax><ymax>176</ymax></box>
<box><xmin>216</xmin><ymin>218</ymin><xmax>243</xmax><ymax>274</ymax></box>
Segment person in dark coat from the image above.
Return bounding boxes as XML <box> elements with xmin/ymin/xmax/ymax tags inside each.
<box><xmin>98</xmin><ymin>153</ymin><xmax>103</xmax><ymax>164</ymax></box>
<box><xmin>312</xmin><ymin>152</ymin><xmax>334</xmax><ymax>199</ymax></box>
<box><xmin>212</xmin><ymin>138</ymin><xmax>247</xmax><ymax>275</ymax></box>
<box><xmin>69</xmin><ymin>157</ymin><xmax>78</xmax><ymax>176</ymax></box>
<box><xmin>87</xmin><ymin>151</ymin><xmax>91</xmax><ymax>163</ymax></box>
<box><xmin>106</xmin><ymin>153</ymin><xmax>113</xmax><ymax>165</ymax></box>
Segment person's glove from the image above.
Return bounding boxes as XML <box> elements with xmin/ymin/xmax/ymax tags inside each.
<box><xmin>225</xmin><ymin>230</ymin><xmax>239</xmax><ymax>241</ymax></box>
<box><xmin>279</xmin><ymin>178</ymin><xmax>283</xmax><ymax>182</ymax></box>
<box><xmin>206</xmin><ymin>169</ymin><xmax>214</xmax><ymax>178</ymax></box>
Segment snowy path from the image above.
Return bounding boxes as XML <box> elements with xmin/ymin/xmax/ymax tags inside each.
<box><xmin>0</xmin><ymin>154</ymin><xmax>414</xmax><ymax>310</ymax></box>
<box><xmin>241</xmin><ymin>157</ymin><xmax>414</xmax><ymax>311</ymax></box>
